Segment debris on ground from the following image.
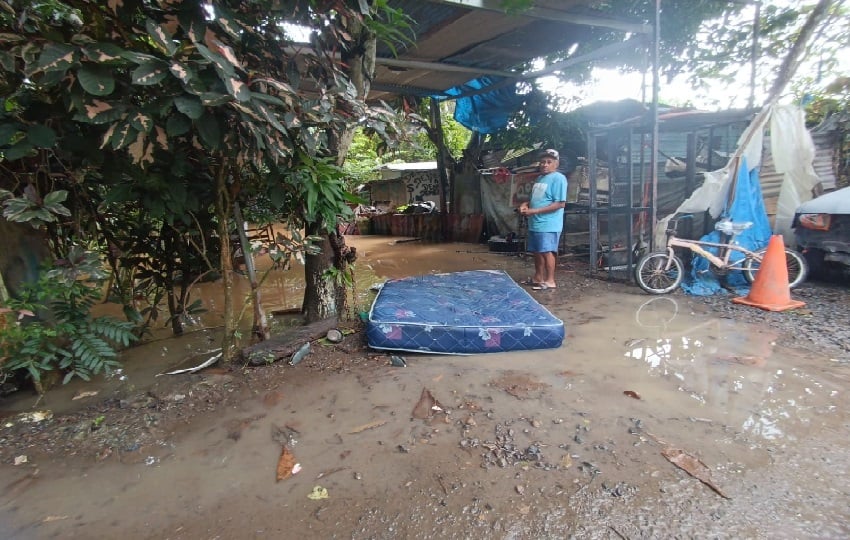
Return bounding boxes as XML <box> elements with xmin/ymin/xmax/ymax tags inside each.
<box><xmin>661</xmin><ymin>446</ymin><xmax>729</xmax><ymax>499</ymax></box>
<box><xmin>411</xmin><ymin>388</ymin><xmax>447</xmax><ymax>421</ymax></box>
<box><xmin>348</xmin><ymin>420</ymin><xmax>387</xmax><ymax>434</ymax></box>
<box><xmin>289</xmin><ymin>342</ymin><xmax>311</xmax><ymax>365</ymax></box>
<box><xmin>490</xmin><ymin>372</ymin><xmax>548</xmax><ymax>400</ymax></box>
<box><xmin>271</xmin><ymin>424</ymin><xmax>300</xmax><ymax>446</ymax></box>
<box><xmin>325</xmin><ymin>329</ymin><xmax>344</xmax><ymax>343</ymax></box>
<box><xmin>307</xmin><ymin>485</ymin><xmax>329</xmax><ymax>500</ymax></box>
<box><xmin>276</xmin><ymin>446</ymin><xmax>300</xmax><ymax>482</ymax></box>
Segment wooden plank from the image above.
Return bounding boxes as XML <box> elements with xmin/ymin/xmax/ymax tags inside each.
<box><xmin>241</xmin><ymin>317</ymin><xmax>338</xmax><ymax>366</ymax></box>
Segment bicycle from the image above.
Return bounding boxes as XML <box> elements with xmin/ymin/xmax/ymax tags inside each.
<box><xmin>634</xmin><ymin>215</ymin><xmax>808</xmax><ymax>295</ymax></box>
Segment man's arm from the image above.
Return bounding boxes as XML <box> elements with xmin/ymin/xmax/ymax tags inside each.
<box><xmin>520</xmin><ymin>201</ymin><xmax>565</xmax><ymax>216</ymax></box>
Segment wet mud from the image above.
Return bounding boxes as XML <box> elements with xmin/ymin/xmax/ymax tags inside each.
<box><xmin>1</xmin><ymin>236</ymin><xmax>849</xmax><ymax>539</ymax></box>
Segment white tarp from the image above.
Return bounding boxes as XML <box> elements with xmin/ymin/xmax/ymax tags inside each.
<box><xmin>770</xmin><ymin>105</ymin><xmax>821</xmax><ymax>244</ymax></box>
<box><xmin>654</xmin><ymin>103</ymin><xmax>819</xmax><ymax>248</ymax></box>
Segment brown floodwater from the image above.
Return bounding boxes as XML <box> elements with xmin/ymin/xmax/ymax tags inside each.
<box><xmin>1</xmin><ymin>235</ymin><xmax>849</xmax><ymax>539</ymax></box>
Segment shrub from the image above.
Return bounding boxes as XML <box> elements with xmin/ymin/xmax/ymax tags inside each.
<box><xmin>0</xmin><ymin>246</ymin><xmax>137</xmax><ymax>390</ymax></box>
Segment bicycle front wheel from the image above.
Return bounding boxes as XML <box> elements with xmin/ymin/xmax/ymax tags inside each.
<box><xmin>634</xmin><ymin>252</ymin><xmax>684</xmax><ymax>294</ymax></box>
<box><xmin>742</xmin><ymin>248</ymin><xmax>808</xmax><ymax>288</ymax></box>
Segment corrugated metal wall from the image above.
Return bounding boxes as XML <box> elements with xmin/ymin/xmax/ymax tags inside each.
<box><xmin>760</xmin><ymin>128</ymin><xmax>838</xmax><ymax>218</ymax></box>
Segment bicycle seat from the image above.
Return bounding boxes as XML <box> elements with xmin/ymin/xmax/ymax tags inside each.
<box><xmin>714</xmin><ymin>219</ymin><xmax>752</xmax><ymax>235</ymax></box>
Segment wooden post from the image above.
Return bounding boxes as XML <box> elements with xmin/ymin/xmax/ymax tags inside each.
<box><xmin>233</xmin><ymin>201</ymin><xmax>270</xmax><ymax>340</ymax></box>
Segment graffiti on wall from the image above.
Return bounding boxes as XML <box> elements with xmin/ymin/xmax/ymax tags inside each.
<box><xmin>403</xmin><ymin>170</ymin><xmax>440</xmax><ymax>203</ymax></box>
<box><xmin>370</xmin><ymin>170</ymin><xmax>441</xmax><ymax>211</ymax></box>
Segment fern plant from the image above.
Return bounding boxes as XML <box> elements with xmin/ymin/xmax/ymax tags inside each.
<box><xmin>0</xmin><ymin>246</ymin><xmax>137</xmax><ymax>389</ymax></box>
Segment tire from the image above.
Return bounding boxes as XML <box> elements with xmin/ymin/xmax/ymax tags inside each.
<box><xmin>742</xmin><ymin>248</ymin><xmax>808</xmax><ymax>288</ymax></box>
<box><xmin>802</xmin><ymin>248</ymin><xmax>826</xmax><ymax>280</ymax></box>
<box><xmin>634</xmin><ymin>252</ymin><xmax>684</xmax><ymax>294</ymax></box>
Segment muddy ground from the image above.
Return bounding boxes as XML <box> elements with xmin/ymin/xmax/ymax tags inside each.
<box><xmin>0</xmin><ymin>236</ymin><xmax>848</xmax><ymax>539</ymax></box>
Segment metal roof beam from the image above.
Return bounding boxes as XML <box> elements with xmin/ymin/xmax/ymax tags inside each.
<box><xmin>284</xmin><ymin>45</ymin><xmax>520</xmax><ymax>78</ymax></box>
<box><xmin>377</xmin><ymin>57</ymin><xmax>519</xmax><ymax>78</ymax></box>
<box><xmin>429</xmin><ymin>0</ymin><xmax>653</xmax><ymax>34</ymax></box>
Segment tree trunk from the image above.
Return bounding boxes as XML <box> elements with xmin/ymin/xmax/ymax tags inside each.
<box><xmin>302</xmin><ymin>17</ymin><xmax>375</xmax><ymax>322</ymax></box>
<box><xmin>766</xmin><ymin>0</ymin><xmax>835</xmax><ymax>103</ymax></box>
<box><xmin>161</xmin><ymin>222</ymin><xmax>184</xmax><ymax>336</ymax></box>
<box><xmin>214</xmin><ymin>159</ymin><xmax>236</xmax><ymax>363</ymax></box>
<box><xmin>302</xmin><ymin>223</ymin><xmax>337</xmax><ymax>322</ymax></box>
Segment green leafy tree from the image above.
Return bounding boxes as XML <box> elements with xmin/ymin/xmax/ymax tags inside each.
<box><xmin>343</xmin><ymin>100</ymin><xmax>470</xmax><ymax>185</ymax></box>
<box><xmin>0</xmin><ymin>246</ymin><xmax>136</xmax><ymax>389</ymax></box>
<box><xmin>0</xmin><ymin>0</ymin><xmax>416</xmax><ymax>364</ymax></box>
<box><xmin>676</xmin><ymin>0</ymin><xmax>848</xmax><ymax>106</ymax></box>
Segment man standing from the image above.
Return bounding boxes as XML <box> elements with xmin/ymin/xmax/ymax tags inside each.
<box><xmin>518</xmin><ymin>148</ymin><xmax>567</xmax><ymax>290</ymax></box>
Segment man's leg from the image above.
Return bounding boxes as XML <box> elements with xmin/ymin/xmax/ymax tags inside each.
<box><xmin>542</xmin><ymin>251</ymin><xmax>557</xmax><ymax>287</ymax></box>
<box><xmin>532</xmin><ymin>251</ymin><xmax>545</xmax><ymax>284</ymax></box>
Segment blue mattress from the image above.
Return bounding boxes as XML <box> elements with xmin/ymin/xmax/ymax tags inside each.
<box><xmin>366</xmin><ymin>270</ymin><xmax>564</xmax><ymax>354</ymax></box>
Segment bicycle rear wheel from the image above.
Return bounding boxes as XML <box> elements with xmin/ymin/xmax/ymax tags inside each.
<box><xmin>742</xmin><ymin>248</ymin><xmax>808</xmax><ymax>288</ymax></box>
<box><xmin>634</xmin><ymin>252</ymin><xmax>684</xmax><ymax>294</ymax></box>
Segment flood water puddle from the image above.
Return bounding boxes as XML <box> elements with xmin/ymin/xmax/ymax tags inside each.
<box><xmin>2</xmin><ymin>236</ymin><xmax>849</xmax><ymax>539</ymax></box>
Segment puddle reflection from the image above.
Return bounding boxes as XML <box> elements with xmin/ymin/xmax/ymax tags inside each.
<box><xmin>623</xmin><ymin>297</ymin><xmax>841</xmax><ymax>442</ymax></box>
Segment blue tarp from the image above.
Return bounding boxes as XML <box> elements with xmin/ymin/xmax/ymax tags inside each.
<box><xmin>435</xmin><ymin>76</ymin><xmax>523</xmax><ymax>134</ymax></box>
<box><xmin>681</xmin><ymin>157</ymin><xmax>773</xmax><ymax>296</ymax></box>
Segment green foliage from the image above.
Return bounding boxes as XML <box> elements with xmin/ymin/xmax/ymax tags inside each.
<box><xmin>290</xmin><ymin>152</ymin><xmax>360</xmax><ymax>232</ymax></box>
<box><xmin>363</xmin><ymin>0</ymin><xmax>416</xmax><ymax>57</ymax></box>
<box><xmin>343</xmin><ymin>100</ymin><xmax>471</xmax><ymax>181</ymax></box>
<box><xmin>0</xmin><ymin>187</ymin><xmax>71</xmax><ymax>228</ymax></box>
<box><xmin>342</xmin><ymin>129</ymin><xmax>383</xmax><ymax>185</ymax></box>
<box><xmin>0</xmin><ymin>0</ymin><xmax>425</xmax><ymax>335</ymax></box>
<box><xmin>0</xmin><ymin>246</ymin><xmax>137</xmax><ymax>387</ymax></box>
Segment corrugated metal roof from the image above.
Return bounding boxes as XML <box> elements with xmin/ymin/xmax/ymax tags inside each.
<box><xmin>369</xmin><ymin>1</ymin><xmax>647</xmax><ymax>101</ymax></box>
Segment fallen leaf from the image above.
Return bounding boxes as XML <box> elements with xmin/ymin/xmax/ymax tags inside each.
<box><xmin>623</xmin><ymin>390</ymin><xmax>641</xmax><ymax>400</ymax></box>
<box><xmin>72</xmin><ymin>391</ymin><xmax>98</xmax><ymax>400</ymax></box>
<box><xmin>307</xmin><ymin>485</ymin><xmax>329</xmax><ymax>500</ymax></box>
<box><xmin>412</xmin><ymin>388</ymin><xmax>445</xmax><ymax>419</ymax></box>
<box><xmin>661</xmin><ymin>446</ymin><xmax>729</xmax><ymax>498</ymax></box>
<box><xmin>14</xmin><ymin>455</ymin><xmax>27</xmax><ymax>465</ymax></box>
<box><xmin>276</xmin><ymin>446</ymin><xmax>297</xmax><ymax>482</ymax></box>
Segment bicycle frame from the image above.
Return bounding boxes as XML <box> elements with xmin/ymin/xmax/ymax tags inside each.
<box><xmin>665</xmin><ymin>236</ymin><xmax>759</xmax><ymax>271</ymax></box>
<box><xmin>636</xmin><ymin>216</ymin><xmax>808</xmax><ymax>294</ymax></box>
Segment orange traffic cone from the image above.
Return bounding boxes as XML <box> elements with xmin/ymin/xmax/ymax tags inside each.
<box><xmin>732</xmin><ymin>235</ymin><xmax>805</xmax><ymax>312</ymax></box>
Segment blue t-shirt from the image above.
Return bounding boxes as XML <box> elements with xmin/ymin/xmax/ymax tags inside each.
<box><xmin>528</xmin><ymin>171</ymin><xmax>567</xmax><ymax>232</ymax></box>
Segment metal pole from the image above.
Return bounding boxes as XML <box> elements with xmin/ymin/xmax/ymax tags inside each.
<box><xmin>649</xmin><ymin>0</ymin><xmax>661</xmax><ymax>250</ymax></box>
<box><xmin>588</xmin><ymin>134</ymin><xmax>598</xmax><ymax>273</ymax></box>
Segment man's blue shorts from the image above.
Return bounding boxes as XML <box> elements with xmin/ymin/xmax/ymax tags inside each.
<box><xmin>526</xmin><ymin>231</ymin><xmax>561</xmax><ymax>253</ymax></box>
